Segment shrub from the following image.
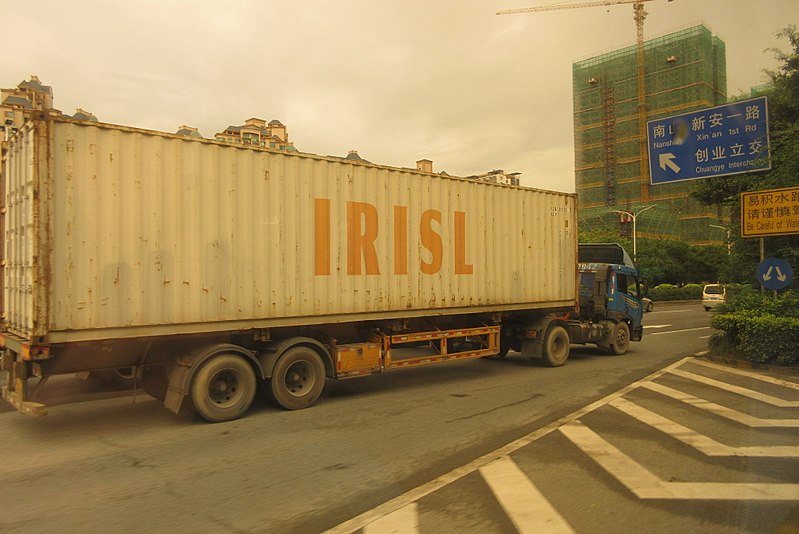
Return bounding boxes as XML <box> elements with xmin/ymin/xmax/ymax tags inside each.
<box><xmin>738</xmin><ymin>315</ymin><xmax>799</xmax><ymax>364</ymax></box>
<box><xmin>711</xmin><ymin>289</ymin><xmax>799</xmax><ymax>365</ymax></box>
<box><xmin>649</xmin><ymin>284</ymin><xmax>703</xmax><ymax>301</ymax></box>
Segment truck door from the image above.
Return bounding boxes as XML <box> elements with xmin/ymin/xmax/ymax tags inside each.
<box><xmin>613</xmin><ymin>271</ymin><xmax>644</xmax><ymax>339</ymax></box>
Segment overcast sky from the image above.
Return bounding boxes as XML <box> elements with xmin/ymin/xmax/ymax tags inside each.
<box><xmin>3</xmin><ymin>0</ymin><xmax>796</xmax><ymax>192</ymax></box>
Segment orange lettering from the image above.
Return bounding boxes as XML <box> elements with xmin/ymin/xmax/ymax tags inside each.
<box><xmin>454</xmin><ymin>211</ymin><xmax>473</xmax><ymax>275</ymax></box>
<box><xmin>314</xmin><ymin>198</ymin><xmax>330</xmax><ymax>276</ymax></box>
<box><xmin>420</xmin><ymin>209</ymin><xmax>442</xmax><ymax>275</ymax></box>
<box><xmin>347</xmin><ymin>201</ymin><xmax>380</xmax><ymax>275</ymax></box>
<box><xmin>393</xmin><ymin>206</ymin><xmax>408</xmax><ymax>275</ymax></box>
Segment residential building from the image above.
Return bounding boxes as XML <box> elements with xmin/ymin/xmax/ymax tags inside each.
<box><xmin>214</xmin><ymin>118</ymin><xmax>297</xmax><ymax>152</ymax></box>
<box><xmin>176</xmin><ymin>125</ymin><xmax>203</xmax><ymax>138</ymax></box>
<box><xmin>1</xmin><ymin>75</ymin><xmax>55</xmax><ymax>131</ymax></box>
<box><xmin>469</xmin><ymin>169</ymin><xmax>521</xmax><ymax>186</ymax></box>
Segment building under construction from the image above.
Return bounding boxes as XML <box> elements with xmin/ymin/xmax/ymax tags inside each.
<box><xmin>573</xmin><ymin>25</ymin><xmax>729</xmax><ymax>244</ymax></box>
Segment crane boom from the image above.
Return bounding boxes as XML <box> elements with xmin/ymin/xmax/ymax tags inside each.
<box><xmin>497</xmin><ymin>0</ymin><xmax>656</xmax><ymax>16</ymax></box>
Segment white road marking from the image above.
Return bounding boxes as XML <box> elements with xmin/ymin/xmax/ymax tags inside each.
<box><xmin>644</xmin><ymin>324</ymin><xmax>672</xmax><ymax>329</ymax></box>
<box><xmin>363</xmin><ymin>504</ymin><xmax>419</xmax><ymax>534</ymax></box>
<box><xmin>479</xmin><ymin>457</ymin><xmax>574</xmax><ymax>534</ymax></box>
<box><xmin>560</xmin><ymin>421</ymin><xmax>799</xmax><ymax>501</ymax></box>
<box><xmin>650</xmin><ymin>309</ymin><xmax>693</xmax><ymax>314</ymax></box>
<box><xmin>610</xmin><ymin>397</ymin><xmax>799</xmax><ymax>457</ymax></box>
<box><xmin>322</xmin><ymin>357</ymin><xmax>694</xmax><ymax>534</ymax></box>
<box><xmin>642</xmin><ymin>381</ymin><xmax>799</xmax><ymax>428</ymax></box>
<box><xmin>691</xmin><ymin>359</ymin><xmax>799</xmax><ymax>390</ymax></box>
<box><xmin>650</xmin><ymin>327</ymin><xmax>712</xmax><ymax>336</ymax></box>
<box><xmin>670</xmin><ymin>368</ymin><xmax>799</xmax><ymax>407</ymax></box>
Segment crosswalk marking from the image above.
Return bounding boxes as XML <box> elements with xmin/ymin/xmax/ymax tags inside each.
<box><xmin>642</xmin><ymin>381</ymin><xmax>799</xmax><ymax>428</ymax></box>
<box><xmin>479</xmin><ymin>457</ymin><xmax>574</xmax><ymax>534</ymax></box>
<box><xmin>691</xmin><ymin>359</ymin><xmax>799</xmax><ymax>390</ymax></box>
<box><xmin>560</xmin><ymin>420</ymin><xmax>799</xmax><ymax>501</ymax></box>
<box><xmin>669</xmin><ymin>368</ymin><xmax>799</xmax><ymax>407</ymax></box>
<box><xmin>324</xmin><ymin>358</ymin><xmax>692</xmax><ymax>534</ymax></box>
<box><xmin>363</xmin><ymin>504</ymin><xmax>419</xmax><ymax>534</ymax></box>
<box><xmin>610</xmin><ymin>397</ymin><xmax>799</xmax><ymax>457</ymax></box>
<box><xmin>327</xmin><ymin>357</ymin><xmax>799</xmax><ymax>533</ymax></box>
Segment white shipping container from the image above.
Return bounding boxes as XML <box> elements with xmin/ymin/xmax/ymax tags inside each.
<box><xmin>4</xmin><ymin>117</ymin><xmax>577</xmax><ymax>344</ymax></box>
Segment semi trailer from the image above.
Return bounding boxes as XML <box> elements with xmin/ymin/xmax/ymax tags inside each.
<box><xmin>1</xmin><ymin>114</ymin><xmax>643</xmax><ymax>422</ymax></box>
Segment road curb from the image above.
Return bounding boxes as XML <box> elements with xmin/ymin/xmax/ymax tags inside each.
<box><xmin>651</xmin><ymin>300</ymin><xmax>700</xmax><ymax>306</ymax></box>
<box><xmin>695</xmin><ymin>352</ymin><xmax>799</xmax><ymax>376</ymax></box>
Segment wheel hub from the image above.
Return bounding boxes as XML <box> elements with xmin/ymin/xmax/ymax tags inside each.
<box><xmin>285</xmin><ymin>361</ymin><xmax>314</xmax><ymax>397</ymax></box>
<box><xmin>209</xmin><ymin>370</ymin><xmax>240</xmax><ymax>405</ymax></box>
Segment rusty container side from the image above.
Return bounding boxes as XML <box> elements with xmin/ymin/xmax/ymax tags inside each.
<box><xmin>10</xmin><ymin>118</ymin><xmax>576</xmax><ymax>343</ymax></box>
<box><xmin>3</xmin><ymin>121</ymin><xmax>38</xmax><ymax>340</ymax></box>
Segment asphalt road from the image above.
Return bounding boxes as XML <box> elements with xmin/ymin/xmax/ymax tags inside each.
<box><xmin>2</xmin><ymin>303</ymin><xmax>797</xmax><ymax>533</ymax></box>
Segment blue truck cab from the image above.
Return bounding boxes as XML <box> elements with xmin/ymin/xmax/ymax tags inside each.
<box><xmin>571</xmin><ymin>243</ymin><xmax>645</xmax><ymax>353</ymax></box>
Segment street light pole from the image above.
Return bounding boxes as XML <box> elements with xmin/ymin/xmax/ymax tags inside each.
<box><xmin>709</xmin><ymin>224</ymin><xmax>731</xmax><ymax>255</ymax></box>
<box><xmin>613</xmin><ymin>205</ymin><xmax>655</xmax><ymax>263</ymax></box>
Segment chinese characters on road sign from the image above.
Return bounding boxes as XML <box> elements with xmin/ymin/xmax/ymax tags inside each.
<box><xmin>647</xmin><ymin>97</ymin><xmax>770</xmax><ymax>185</ymax></box>
<box><xmin>741</xmin><ymin>186</ymin><xmax>799</xmax><ymax>238</ymax></box>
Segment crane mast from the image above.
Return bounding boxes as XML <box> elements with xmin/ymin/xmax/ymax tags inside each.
<box><xmin>498</xmin><ymin>0</ymin><xmax>666</xmax><ymax>202</ymax></box>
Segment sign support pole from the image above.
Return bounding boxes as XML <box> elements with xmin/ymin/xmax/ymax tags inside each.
<box><xmin>760</xmin><ymin>238</ymin><xmax>765</xmax><ymax>295</ymax></box>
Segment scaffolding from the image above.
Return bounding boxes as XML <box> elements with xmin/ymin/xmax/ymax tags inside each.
<box><xmin>573</xmin><ymin>25</ymin><xmax>730</xmax><ymax>245</ymax></box>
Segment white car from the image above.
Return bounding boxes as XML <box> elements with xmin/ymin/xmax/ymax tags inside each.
<box><xmin>702</xmin><ymin>284</ymin><xmax>725</xmax><ymax>311</ymax></box>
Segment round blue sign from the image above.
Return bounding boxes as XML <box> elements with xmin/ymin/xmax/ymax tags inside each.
<box><xmin>756</xmin><ymin>258</ymin><xmax>794</xmax><ymax>291</ymax></box>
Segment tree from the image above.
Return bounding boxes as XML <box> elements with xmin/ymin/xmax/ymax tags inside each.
<box><xmin>579</xmin><ymin>227</ymin><xmax>726</xmax><ymax>286</ymax></box>
<box><xmin>692</xmin><ymin>25</ymin><xmax>799</xmax><ymax>276</ymax></box>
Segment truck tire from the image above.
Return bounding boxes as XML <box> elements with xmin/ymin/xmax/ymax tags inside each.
<box><xmin>269</xmin><ymin>346</ymin><xmax>326</xmax><ymax>410</ymax></box>
<box><xmin>190</xmin><ymin>354</ymin><xmax>257</xmax><ymax>422</ymax></box>
<box><xmin>608</xmin><ymin>322</ymin><xmax>631</xmax><ymax>355</ymax></box>
<box><xmin>543</xmin><ymin>325</ymin><xmax>570</xmax><ymax>367</ymax></box>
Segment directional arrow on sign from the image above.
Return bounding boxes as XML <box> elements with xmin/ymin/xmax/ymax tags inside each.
<box><xmin>756</xmin><ymin>258</ymin><xmax>793</xmax><ymax>291</ymax></box>
<box><xmin>762</xmin><ymin>266</ymin><xmax>788</xmax><ymax>282</ymax></box>
<box><xmin>659</xmin><ymin>153</ymin><xmax>681</xmax><ymax>173</ymax></box>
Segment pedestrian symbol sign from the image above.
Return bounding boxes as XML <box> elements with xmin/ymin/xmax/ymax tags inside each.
<box><xmin>647</xmin><ymin>97</ymin><xmax>770</xmax><ymax>185</ymax></box>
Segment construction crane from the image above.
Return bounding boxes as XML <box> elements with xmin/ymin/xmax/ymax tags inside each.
<box><xmin>498</xmin><ymin>0</ymin><xmax>672</xmax><ymax>201</ymax></box>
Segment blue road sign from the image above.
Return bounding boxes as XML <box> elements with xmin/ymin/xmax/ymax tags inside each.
<box><xmin>647</xmin><ymin>96</ymin><xmax>770</xmax><ymax>185</ymax></box>
<box><xmin>756</xmin><ymin>257</ymin><xmax>794</xmax><ymax>291</ymax></box>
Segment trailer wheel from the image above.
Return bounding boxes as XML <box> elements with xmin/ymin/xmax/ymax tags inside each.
<box><xmin>190</xmin><ymin>354</ymin><xmax>256</xmax><ymax>422</ymax></box>
<box><xmin>542</xmin><ymin>325</ymin><xmax>570</xmax><ymax>367</ymax></box>
<box><xmin>608</xmin><ymin>322</ymin><xmax>631</xmax><ymax>355</ymax></box>
<box><xmin>269</xmin><ymin>346</ymin><xmax>325</xmax><ymax>410</ymax></box>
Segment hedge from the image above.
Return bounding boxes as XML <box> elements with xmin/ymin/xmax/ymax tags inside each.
<box><xmin>649</xmin><ymin>283</ymin><xmax>702</xmax><ymax>301</ymax></box>
<box><xmin>710</xmin><ymin>289</ymin><xmax>799</xmax><ymax>365</ymax></box>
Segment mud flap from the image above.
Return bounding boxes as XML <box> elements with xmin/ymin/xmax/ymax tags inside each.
<box><xmin>163</xmin><ymin>362</ymin><xmax>191</xmax><ymax>415</ymax></box>
<box><xmin>521</xmin><ymin>338</ymin><xmax>543</xmax><ymax>359</ymax></box>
